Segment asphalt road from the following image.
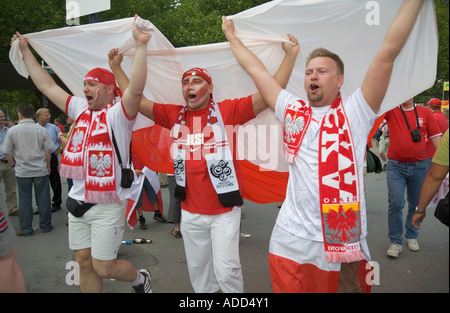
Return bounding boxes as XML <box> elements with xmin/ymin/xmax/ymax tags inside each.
<box><xmin>4</xmin><ymin>169</ymin><xmax>449</xmax><ymax>294</ymax></box>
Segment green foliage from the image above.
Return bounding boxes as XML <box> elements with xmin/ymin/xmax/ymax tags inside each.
<box><xmin>0</xmin><ymin>0</ymin><xmax>448</xmax><ymax>118</ymax></box>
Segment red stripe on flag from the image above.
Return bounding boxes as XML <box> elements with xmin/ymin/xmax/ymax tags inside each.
<box><xmin>240</xmin><ymin>159</ymin><xmax>288</xmax><ymax>204</ymax></box>
<box><xmin>132</xmin><ymin>126</ymin><xmax>289</xmax><ymax>204</ymax></box>
<box><xmin>132</xmin><ymin>125</ymin><xmax>173</xmax><ymax>174</ymax></box>
<box><xmin>367</xmin><ymin>113</ymin><xmax>386</xmax><ymax>147</ymax></box>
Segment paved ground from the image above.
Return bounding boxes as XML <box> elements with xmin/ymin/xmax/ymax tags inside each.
<box><xmin>5</xmin><ymin>169</ymin><xmax>449</xmax><ymax>294</ymax></box>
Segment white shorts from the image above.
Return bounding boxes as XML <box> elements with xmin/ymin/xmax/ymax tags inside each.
<box><xmin>68</xmin><ymin>200</ymin><xmax>126</xmax><ymax>261</ymax></box>
<box><xmin>181</xmin><ymin>206</ymin><xmax>243</xmax><ymax>293</ymax></box>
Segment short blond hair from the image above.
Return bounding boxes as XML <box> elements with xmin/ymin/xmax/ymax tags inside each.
<box><xmin>306</xmin><ymin>48</ymin><xmax>344</xmax><ymax>75</ymax></box>
<box><xmin>35</xmin><ymin>108</ymin><xmax>50</xmax><ymax>119</ymax></box>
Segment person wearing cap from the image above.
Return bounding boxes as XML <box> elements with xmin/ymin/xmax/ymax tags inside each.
<box><xmin>10</xmin><ymin>15</ymin><xmax>153</xmax><ymax>293</ymax></box>
<box><xmin>109</xmin><ymin>34</ymin><xmax>299</xmax><ymax>293</ymax></box>
<box><xmin>426</xmin><ymin>98</ymin><xmax>449</xmax><ymax>170</ymax></box>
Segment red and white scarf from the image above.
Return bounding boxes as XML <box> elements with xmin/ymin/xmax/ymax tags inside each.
<box><xmin>59</xmin><ymin>105</ymin><xmax>119</xmax><ymax>203</ymax></box>
<box><xmin>172</xmin><ymin>99</ymin><xmax>243</xmax><ymax>208</ymax></box>
<box><xmin>283</xmin><ymin>94</ymin><xmax>364</xmax><ymax>263</ymax></box>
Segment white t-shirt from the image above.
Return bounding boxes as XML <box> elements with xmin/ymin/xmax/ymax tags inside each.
<box><xmin>66</xmin><ymin>96</ymin><xmax>136</xmax><ymax>202</ymax></box>
<box><xmin>274</xmin><ymin>88</ymin><xmax>379</xmax><ymax>241</ymax></box>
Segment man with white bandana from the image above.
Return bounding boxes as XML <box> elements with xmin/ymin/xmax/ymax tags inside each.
<box><xmin>11</xmin><ymin>16</ymin><xmax>153</xmax><ymax>293</ymax></box>
<box><xmin>109</xmin><ymin>35</ymin><xmax>299</xmax><ymax>293</ymax></box>
<box><xmin>223</xmin><ymin>0</ymin><xmax>425</xmax><ymax>292</ymax></box>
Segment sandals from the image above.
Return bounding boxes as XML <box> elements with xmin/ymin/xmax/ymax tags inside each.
<box><xmin>171</xmin><ymin>228</ymin><xmax>182</xmax><ymax>238</ymax></box>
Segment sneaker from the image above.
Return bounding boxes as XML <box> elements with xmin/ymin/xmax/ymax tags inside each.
<box><xmin>132</xmin><ymin>269</ymin><xmax>152</xmax><ymax>293</ymax></box>
<box><xmin>153</xmin><ymin>211</ymin><xmax>167</xmax><ymax>223</ymax></box>
<box><xmin>138</xmin><ymin>216</ymin><xmax>147</xmax><ymax>230</ymax></box>
<box><xmin>407</xmin><ymin>239</ymin><xmax>420</xmax><ymax>251</ymax></box>
<box><xmin>387</xmin><ymin>243</ymin><xmax>402</xmax><ymax>258</ymax></box>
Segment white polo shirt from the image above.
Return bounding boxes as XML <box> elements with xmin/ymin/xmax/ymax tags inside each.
<box><xmin>274</xmin><ymin>88</ymin><xmax>380</xmax><ymax>241</ymax></box>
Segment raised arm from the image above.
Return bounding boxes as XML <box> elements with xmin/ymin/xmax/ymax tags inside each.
<box><xmin>222</xmin><ymin>16</ymin><xmax>299</xmax><ymax>113</ymax></box>
<box><xmin>120</xmin><ymin>15</ymin><xmax>151</xmax><ymax>119</ymax></box>
<box><xmin>109</xmin><ymin>48</ymin><xmax>156</xmax><ymax>120</ymax></box>
<box><xmin>11</xmin><ymin>33</ymin><xmax>69</xmax><ymax>112</ymax></box>
<box><xmin>251</xmin><ymin>34</ymin><xmax>299</xmax><ymax>115</ymax></box>
<box><xmin>412</xmin><ymin>163</ymin><xmax>449</xmax><ymax>229</ymax></box>
<box><xmin>361</xmin><ymin>0</ymin><xmax>424</xmax><ymax>113</ymax></box>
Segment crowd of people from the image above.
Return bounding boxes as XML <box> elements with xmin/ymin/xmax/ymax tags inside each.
<box><xmin>0</xmin><ymin>0</ymin><xmax>448</xmax><ymax>294</ymax></box>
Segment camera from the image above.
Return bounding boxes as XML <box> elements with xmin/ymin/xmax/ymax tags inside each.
<box><xmin>121</xmin><ymin>168</ymin><xmax>134</xmax><ymax>188</ymax></box>
<box><xmin>411</xmin><ymin>129</ymin><xmax>421</xmax><ymax>142</ymax></box>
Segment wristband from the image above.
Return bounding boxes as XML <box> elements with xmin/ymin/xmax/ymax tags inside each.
<box><xmin>415</xmin><ymin>206</ymin><xmax>426</xmax><ymax>214</ymax></box>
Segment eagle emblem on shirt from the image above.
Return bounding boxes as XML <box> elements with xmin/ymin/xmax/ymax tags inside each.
<box><xmin>284</xmin><ymin>113</ymin><xmax>305</xmax><ymax>143</ymax></box>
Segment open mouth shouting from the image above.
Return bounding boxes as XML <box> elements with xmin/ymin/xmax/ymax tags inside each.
<box><xmin>309</xmin><ymin>84</ymin><xmax>319</xmax><ymax>92</ymax></box>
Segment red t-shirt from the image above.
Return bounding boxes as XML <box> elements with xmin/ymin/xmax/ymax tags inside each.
<box><xmin>153</xmin><ymin>96</ymin><xmax>255</xmax><ymax>214</ymax></box>
<box><xmin>426</xmin><ymin>110</ymin><xmax>449</xmax><ymax>157</ymax></box>
<box><xmin>385</xmin><ymin>105</ymin><xmax>441</xmax><ymax>162</ymax></box>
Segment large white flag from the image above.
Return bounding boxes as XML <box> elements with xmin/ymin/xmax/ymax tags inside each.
<box><xmin>9</xmin><ymin>0</ymin><xmax>438</xmax><ymax>202</ymax></box>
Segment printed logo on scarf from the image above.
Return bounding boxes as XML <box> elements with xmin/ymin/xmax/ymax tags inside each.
<box><xmin>88</xmin><ymin>150</ymin><xmax>113</xmax><ymax>177</ymax></box>
<box><xmin>282</xmin><ymin>100</ymin><xmax>311</xmax><ymax>163</ymax></box>
<box><xmin>323</xmin><ymin>203</ymin><xmax>360</xmax><ymax>245</ymax></box>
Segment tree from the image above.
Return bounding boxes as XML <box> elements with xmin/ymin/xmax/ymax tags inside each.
<box><xmin>1</xmin><ymin>0</ymin><xmax>448</xmax><ymax>120</ymax></box>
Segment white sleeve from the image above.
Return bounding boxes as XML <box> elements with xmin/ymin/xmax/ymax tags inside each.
<box><xmin>67</xmin><ymin>96</ymin><xmax>88</xmax><ymax>121</ymax></box>
<box><xmin>344</xmin><ymin>88</ymin><xmax>381</xmax><ymax>140</ymax></box>
<box><xmin>274</xmin><ymin>89</ymin><xmax>302</xmax><ymax>123</ymax></box>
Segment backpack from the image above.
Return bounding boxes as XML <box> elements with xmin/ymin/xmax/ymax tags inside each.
<box><xmin>366</xmin><ymin>145</ymin><xmax>382</xmax><ymax>174</ymax></box>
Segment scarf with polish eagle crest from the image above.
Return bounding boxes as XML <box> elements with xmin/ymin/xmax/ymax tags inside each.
<box><xmin>283</xmin><ymin>93</ymin><xmax>364</xmax><ymax>263</ymax></box>
<box><xmin>59</xmin><ymin>104</ymin><xmax>120</xmax><ymax>203</ymax></box>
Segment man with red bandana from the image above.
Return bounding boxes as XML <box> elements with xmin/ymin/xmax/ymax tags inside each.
<box><xmin>11</xmin><ymin>16</ymin><xmax>153</xmax><ymax>293</ymax></box>
<box><xmin>109</xmin><ymin>35</ymin><xmax>299</xmax><ymax>292</ymax></box>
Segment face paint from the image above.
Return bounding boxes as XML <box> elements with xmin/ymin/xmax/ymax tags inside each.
<box><xmin>94</xmin><ymin>88</ymin><xmax>100</xmax><ymax>101</ymax></box>
<box><xmin>182</xmin><ymin>76</ymin><xmax>211</xmax><ymax>111</ymax></box>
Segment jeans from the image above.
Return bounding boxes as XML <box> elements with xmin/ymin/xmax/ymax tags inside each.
<box><xmin>136</xmin><ymin>178</ymin><xmax>158</xmax><ymax>208</ymax></box>
<box><xmin>49</xmin><ymin>153</ymin><xmax>62</xmax><ymax>207</ymax></box>
<box><xmin>386</xmin><ymin>159</ymin><xmax>427</xmax><ymax>245</ymax></box>
<box><xmin>16</xmin><ymin>175</ymin><xmax>52</xmax><ymax>236</ymax></box>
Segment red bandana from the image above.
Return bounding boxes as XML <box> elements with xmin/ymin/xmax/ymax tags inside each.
<box><xmin>182</xmin><ymin>67</ymin><xmax>212</xmax><ymax>85</ymax></box>
<box><xmin>85</xmin><ymin>68</ymin><xmax>122</xmax><ymax>97</ymax></box>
